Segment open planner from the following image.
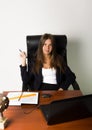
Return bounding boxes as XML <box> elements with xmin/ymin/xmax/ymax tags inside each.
<box><xmin>7</xmin><ymin>92</ymin><xmax>39</xmax><ymax>106</ymax></box>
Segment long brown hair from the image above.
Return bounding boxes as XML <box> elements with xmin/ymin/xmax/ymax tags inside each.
<box><xmin>32</xmin><ymin>33</ymin><xmax>65</xmax><ymax>74</ymax></box>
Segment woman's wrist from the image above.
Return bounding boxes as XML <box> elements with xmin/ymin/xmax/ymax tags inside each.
<box><xmin>21</xmin><ymin>60</ymin><xmax>26</xmax><ymax>66</ymax></box>
<box><xmin>21</xmin><ymin>63</ymin><xmax>26</xmax><ymax>66</ymax></box>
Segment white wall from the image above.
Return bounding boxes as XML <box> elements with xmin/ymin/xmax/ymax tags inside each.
<box><xmin>0</xmin><ymin>0</ymin><xmax>92</xmax><ymax>94</ymax></box>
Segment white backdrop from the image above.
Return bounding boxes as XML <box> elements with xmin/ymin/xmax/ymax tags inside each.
<box><xmin>0</xmin><ymin>0</ymin><xmax>92</xmax><ymax>94</ymax></box>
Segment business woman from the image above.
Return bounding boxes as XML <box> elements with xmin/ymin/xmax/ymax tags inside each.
<box><xmin>20</xmin><ymin>33</ymin><xmax>76</xmax><ymax>90</ymax></box>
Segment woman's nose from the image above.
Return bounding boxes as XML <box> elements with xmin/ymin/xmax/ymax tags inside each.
<box><xmin>47</xmin><ymin>45</ymin><xmax>50</xmax><ymax>49</ymax></box>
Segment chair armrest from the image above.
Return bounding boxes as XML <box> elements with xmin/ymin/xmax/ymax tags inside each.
<box><xmin>72</xmin><ymin>80</ymin><xmax>80</xmax><ymax>90</ymax></box>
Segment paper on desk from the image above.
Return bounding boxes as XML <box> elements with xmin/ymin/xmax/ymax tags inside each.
<box><xmin>7</xmin><ymin>92</ymin><xmax>39</xmax><ymax>106</ymax></box>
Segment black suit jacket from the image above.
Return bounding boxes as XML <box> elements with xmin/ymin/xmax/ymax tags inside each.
<box><xmin>20</xmin><ymin>61</ymin><xmax>76</xmax><ymax>90</ymax></box>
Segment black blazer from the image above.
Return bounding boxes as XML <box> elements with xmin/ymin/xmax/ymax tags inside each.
<box><xmin>20</xmin><ymin>61</ymin><xmax>76</xmax><ymax>90</ymax></box>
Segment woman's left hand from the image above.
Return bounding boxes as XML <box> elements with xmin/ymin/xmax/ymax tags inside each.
<box><xmin>58</xmin><ymin>88</ymin><xmax>63</xmax><ymax>91</ymax></box>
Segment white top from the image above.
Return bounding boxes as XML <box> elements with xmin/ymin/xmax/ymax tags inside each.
<box><xmin>42</xmin><ymin>68</ymin><xmax>57</xmax><ymax>84</ymax></box>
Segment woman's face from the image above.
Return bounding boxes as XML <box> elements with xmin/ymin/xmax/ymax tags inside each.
<box><xmin>42</xmin><ymin>39</ymin><xmax>53</xmax><ymax>56</ymax></box>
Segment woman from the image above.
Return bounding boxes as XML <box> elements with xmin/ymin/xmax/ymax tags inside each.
<box><xmin>20</xmin><ymin>33</ymin><xmax>76</xmax><ymax>90</ymax></box>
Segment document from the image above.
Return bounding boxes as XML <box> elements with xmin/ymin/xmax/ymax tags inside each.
<box><xmin>7</xmin><ymin>92</ymin><xmax>39</xmax><ymax>106</ymax></box>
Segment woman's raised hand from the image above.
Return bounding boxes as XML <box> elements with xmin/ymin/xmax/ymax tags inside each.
<box><xmin>19</xmin><ymin>50</ymin><xmax>27</xmax><ymax>66</ymax></box>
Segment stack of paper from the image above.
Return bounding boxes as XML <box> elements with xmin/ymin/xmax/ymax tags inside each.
<box><xmin>7</xmin><ymin>92</ymin><xmax>39</xmax><ymax>106</ymax></box>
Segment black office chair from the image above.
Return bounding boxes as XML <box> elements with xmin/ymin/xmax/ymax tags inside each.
<box><xmin>22</xmin><ymin>35</ymin><xmax>80</xmax><ymax>91</ymax></box>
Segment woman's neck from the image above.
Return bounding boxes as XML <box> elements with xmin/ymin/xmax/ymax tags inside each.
<box><xmin>44</xmin><ymin>54</ymin><xmax>50</xmax><ymax>59</ymax></box>
<box><xmin>43</xmin><ymin>55</ymin><xmax>51</xmax><ymax>69</ymax></box>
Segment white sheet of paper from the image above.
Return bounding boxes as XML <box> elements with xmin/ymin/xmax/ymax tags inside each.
<box><xmin>7</xmin><ymin>92</ymin><xmax>39</xmax><ymax>106</ymax></box>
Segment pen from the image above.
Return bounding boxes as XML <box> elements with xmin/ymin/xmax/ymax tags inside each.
<box><xmin>18</xmin><ymin>91</ymin><xmax>23</xmax><ymax>101</ymax></box>
<box><xmin>19</xmin><ymin>49</ymin><xmax>22</xmax><ymax>52</ymax></box>
<box><xmin>9</xmin><ymin>93</ymin><xmax>37</xmax><ymax>100</ymax></box>
<box><xmin>19</xmin><ymin>49</ymin><xmax>27</xmax><ymax>58</ymax></box>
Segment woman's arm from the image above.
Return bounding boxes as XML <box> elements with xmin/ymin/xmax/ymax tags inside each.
<box><xmin>19</xmin><ymin>51</ymin><xmax>26</xmax><ymax>66</ymax></box>
<box><xmin>60</xmin><ymin>66</ymin><xmax>76</xmax><ymax>90</ymax></box>
<box><xmin>19</xmin><ymin>51</ymin><xmax>31</xmax><ymax>85</ymax></box>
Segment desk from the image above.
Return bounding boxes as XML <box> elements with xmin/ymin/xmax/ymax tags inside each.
<box><xmin>4</xmin><ymin>90</ymin><xmax>92</xmax><ymax>130</ymax></box>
